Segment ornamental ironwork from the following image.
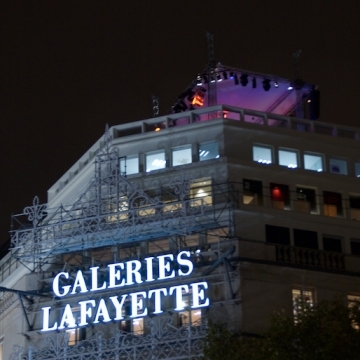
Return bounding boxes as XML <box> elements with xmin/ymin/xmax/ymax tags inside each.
<box><xmin>9</xmin><ymin>315</ymin><xmax>207</xmax><ymax>360</ymax></box>
<box><xmin>10</xmin><ymin>130</ymin><xmax>226</xmax><ymax>266</ymax></box>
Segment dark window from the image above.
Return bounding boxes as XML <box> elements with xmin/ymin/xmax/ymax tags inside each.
<box><xmin>270</xmin><ymin>183</ymin><xmax>290</xmax><ymax>209</ymax></box>
<box><xmin>323</xmin><ymin>237</ymin><xmax>342</xmax><ymax>253</ymax></box>
<box><xmin>297</xmin><ymin>187</ymin><xmax>317</xmax><ymax>213</ymax></box>
<box><xmin>266</xmin><ymin>225</ymin><xmax>290</xmax><ymax>245</ymax></box>
<box><xmin>350</xmin><ymin>196</ymin><xmax>360</xmax><ymax>209</ymax></box>
<box><xmin>243</xmin><ymin>179</ymin><xmax>263</xmax><ymax>205</ymax></box>
<box><xmin>323</xmin><ymin>191</ymin><xmax>343</xmax><ymax>217</ymax></box>
<box><xmin>351</xmin><ymin>241</ymin><xmax>360</xmax><ymax>256</ymax></box>
<box><xmin>293</xmin><ymin>229</ymin><xmax>318</xmax><ymax>249</ymax></box>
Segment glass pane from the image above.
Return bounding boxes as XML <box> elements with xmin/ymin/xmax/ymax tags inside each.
<box><xmin>279</xmin><ymin>150</ymin><xmax>298</xmax><ymax>168</ymax></box>
<box><xmin>120</xmin><ymin>156</ymin><xmax>139</xmax><ymax>175</ymax></box>
<box><xmin>355</xmin><ymin>163</ymin><xmax>360</xmax><ymax>178</ymax></box>
<box><xmin>146</xmin><ymin>151</ymin><xmax>166</xmax><ymax>172</ymax></box>
<box><xmin>199</xmin><ymin>142</ymin><xmax>219</xmax><ymax>161</ymax></box>
<box><xmin>172</xmin><ymin>146</ymin><xmax>192</xmax><ymax>166</ymax></box>
<box><xmin>329</xmin><ymin>158</ymin><xmax>347</xmax><ymax>175</ymax></box>
<box><xmin>253</xmin><ymin>145</ymin><xmax>272</xmax><ymax>164</ymax></box>
<box><xmin>304</xmin><ymin>153</ymin><xmax>323</xmax><ymax>172</ymax></box>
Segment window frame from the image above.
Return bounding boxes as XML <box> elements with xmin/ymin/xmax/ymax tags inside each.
<box><xmin>329</xmin><ymin>157</ymin><xmax>348</xmax><ymax>175</ymax></box>
<box><xmin>198</xmin><ymin>142</ymin><xmax>219</xmax><ymax>162</ymax></box>
<box><xmin>120</xmin><ymin>155</ymin><xmax>139</xmax><ymax>176</ymax></box>
<box><xmin>145</xmin><ymin>150</ymin><xmax>166</xmax><ymax>172</ymax></box>
<box><xmin>171</xmin><ymin>145</ymin><xmax>192</xmax><ymax>167</ymax></box>
<box><xmin>278</xmin><ymin>148</ymin><xmax>299</xmax><ymax>169</ymax></box>
<box><xmin>253</xmin><ymin>144</ymin><xmax>272</xmax><ymax>164</ymax></box>
<box><xmin>303</xmin><ymin>152</ymin><xmax>324</xmax><ymax>172</ymax></box>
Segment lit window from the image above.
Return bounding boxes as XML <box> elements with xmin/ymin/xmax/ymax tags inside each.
<box><xmin>253</xmin><ymin>145</ymin><xmax>272</xmax><ymax>164</ymax></box>
<box><xmin>323</xmin><ymin>191</ymin><xmax>343</xmax><ymax>217</ymax></box>
<box><xmin>189</xmin><ymin>179</ymin><xmax>212</xmax><ymax>206</ymax></box>
<box><xmin>279</xmin><ymin>149</ymin><xmax>298</xmax><ymax>168</ymax></box>
<box><xmin>355</xmin><ymin>163</ymin><xmax>360</xmax><ymax>178</ymax></box>
<box><xmin>304</xmin><ymin>153</ymin><xmax>323</xmax><ymax>172</ymax></box>
<box><xmin>66</xmin><ymin>309</ymin><xmax>86</xmax><ymax>346</ymax></box>
<box><xmin>148</xmin><ymin>239</ymin><xmax>170</xmax><ymax>253</ymax></box>
<box><xmin>350</xmin><ymin>195</ymin><xmax>360</xmax><ymax>221</ymax></box>
<box><xmin>199</xmin><ymin>142</ymin><xmax>219</xmax><ymax>161</ymax></box>
<box><xmin>178</xmin><ymin>291</ymin><xmax>202</xmax><ymax>327</ymax></box>
<box><xmin>270</xmin><ymin>183</ymin><xmax>290</xmax><ymax>210</ymax></box>
<box><xmin>296</xmin><ymin>187</ymin><xmax>318</xmax><ymax>214</ymax></box>
<box><xmin>146</xmin><ymin>150</ymin><xmax>166</xmax><ymax>172</ymax></box>
<box><xmin>172</xmin><ymin>146</ymin><xmax>192</xmax><ymax>167</ymax></box>
<box><xmin>329</xmin><ymin>158</ymin><xmax>347</xmax><ymax>175</ymax></box>
<box><xmin>243</xmin><ymin>179</ymin><xmax>263</xmax><ymax>205</ymax></box>
<box><xmin>292</xmin><ymin>288</ymin><xmax>314</xmax><ymax>323</ymax></box>
<box><xmin>120</xmin><ymin>303</ymin><xmax>144</xmax><ymax>335</ymax></box>
<box><xmin>120</xmin><ymin>156</ymin><xmax>139</xmax><ymax>175</ymax></box>
<box><xmin>347</xmin><ymin>295</ymin><xmax>360</xmax><ymax>329</ymax></box>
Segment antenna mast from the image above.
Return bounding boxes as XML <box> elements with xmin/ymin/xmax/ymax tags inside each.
<box><xmin>293</xmin><ymin>50</ymin><xmax>304</xmax><ymax>119</ymax></box>
<box><xmin>206</xmin><ymin>32</ymin><xmax>217</xmax><ymax>112</ymax></box>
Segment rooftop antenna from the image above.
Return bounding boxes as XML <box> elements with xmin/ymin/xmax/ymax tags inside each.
<box><xmin>293</xmin><ymin>49</ymin><xmax>304</xmax><ymax>119</ymax></box>
<box><xmin>152</xmin><ymin>95</ymin><xmax>159</xmax><ymax>117</ymax></box>
<box><xmin>206</xmin><ymin>31</ymin><xmax>217</xmax><ymax>115</ymax></box>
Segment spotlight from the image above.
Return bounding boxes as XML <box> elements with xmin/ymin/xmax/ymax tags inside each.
<box><xmin>216</xmin><ymin>73</ymin><xmax>222</xmax><ymax>81</ymax></box>
<box><xmin>240</xmin><ymin>74</ymin><xmax>249</xmax><ymax>86</ymax></box>
<box><xmin>274</xmin><ymin>81</ymin><xmax>279</xmax><ymax>88</ymax></box>
<box><xmin>229</xmin><ymin>72</ymin><xmax>234</xmax><ymax>79</ymax></box>
<box><xmin>222</xmin><ymin>71</ymin><xmax>228</xmax><ymax>80</ymax></box>
<box><xmin>252</xmin><ymin>77</ymin><xmax>257</xmax><ymax>88</ymax></box>
<box><xmin>197</xmin><ymin>74</ymin><xmax>202</xmax><ymax>85</ymax></box>
<box><xmin>234</xmin><ymin>73</ymin><xmax>239</xmax><ymax>85</ymax></box>
<box><xmin>262</xmin><ymin>79</ymin><xmax>271</xmax><ymax>91</ymax></box>
<box><xmin>154</xmin><ymin>125</ymin><xmax>161</xmax><ymax>132</ymax></box>
<box><xmin>287</xmin><ymin>85</ymin><xmax>293</xmax><ymax>90</ymax></box>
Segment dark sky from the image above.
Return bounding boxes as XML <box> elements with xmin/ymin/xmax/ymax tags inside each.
<box><xmin>1</xmin><ymin>1</ymin><xmax>360</xmax><ymax>248</ymax></box>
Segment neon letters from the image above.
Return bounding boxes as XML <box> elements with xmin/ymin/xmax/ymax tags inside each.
<box><xmin>41</xmin><ymin>251</ymin><xmax>209</xmax><ymax>331</ymax></box>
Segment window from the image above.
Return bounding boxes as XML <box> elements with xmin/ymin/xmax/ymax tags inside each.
<box><xmin>279</xmin><ymin>149</ymin><xmax>298</xmax><ymax>168</ymax></box>
<box><xmin>293</xmin><ymin>229</ymin><xmax>318</xmax><ymax>249</ymax></box>
<box><xmin>304</xmin><ymin>153</ymin><xmax>323</xmax><ymax>172</ymax></box>
<box><xmin>120</xmin><ymin>155</ymin><xmax>139</xmax><ymax>175</ymax></box>
<box><xmin>329</xmin><ymin>158</ymin><xmax>347</xmax><ymax>175</ymax></box>
<box><xmin>199</xmin><ymin>142</ymin><xmax>219</xmax><ymax>161</ymax></box>
<box><xmin>172</xmin><ymin>146</ymin><xmax>192</xmax><ymax>166</ymax></box>
<box><xmin>296</xmin><ymin>187</ymin><xmax>318</xmax><ymax>214</ymax></box>
<box><xmin>189</xmin><ymin>179</ymin><xmax>212</xmax><ymax>206</ymax></box>
<box><xmin>243</xmin><ymin>179</ymin><xmax>263</xmax><ymax>205</ymax></box>
<box><xmin>323</xmin><ymin>236</ymin><xmax>342</xmax><ymax>252</ymax></box>
<box><xmin>355</xmin><ymin>163</ymin><xmax>360</xmax><ymax>178</ymax></box>
<box><xmin>265</xmin><ymin>225</ymin><xmax>290</xmax><ymax>245</ymax></box>
<box><xmin>146</xmin><ymin>150</ymin><xmax>166</xmax><ymax>172</ymax></box>
<box><xmin>349</xmin><ymin>195</ymin><xmax>360</xmax><ymax>221</ymax></box>
<box><xmin>351</xmin><ymin>240</ymin><xmax>360</xmax><ymax>256</ymax></box>
<box><xmin>0</xmin><ymin>336</ymin><xmax>3</xmax><ymax>360</ymax></box>
<box><xmin>323</xmin><ymin>191</ymin><xmax>343</xmax><ymax>217</ymax></box>
<box><xmin>66</xmin><ymin>309</ymin><xmax>86</xmax><ymax>346</ymax></box>
<box><xmin>148</xmin><ymin>239</ymin><xmax>170</xmax><ymax>253</ymax></box>
<box><xmin>253</xmin><ymin>145</ymin><xmax>272</xmax><ymax>164</ymax></box>
<box><xmin>292</xmin><ymin>288</ymin><xmax>314</xmax><ymax>322</ymax></box>
<box><xmin>178</xmin><ymin>291</ymin><xmax>202</xmax><ymax>327</ymax></box>
<box><xmin>120</xmin><ymin>302</ymin><xmax>144</xmax><ymax>335</ymax></box>
<box><xmin>270</xmin><ymin>183</ymin><xmax>290</xmax><ymax>210</ymax></box>
<box><xmin>347</xmin><ymin>295</ymin><xmax>360</xmax><ymax>329</ymax></box>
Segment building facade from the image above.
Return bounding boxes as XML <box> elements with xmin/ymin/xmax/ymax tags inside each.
<box><xmin>1</xmin><ymin>65</ymin><xmax>360</xmax><ymax>359</ymax></box>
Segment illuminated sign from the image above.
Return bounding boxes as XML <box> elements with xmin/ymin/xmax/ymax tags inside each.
<box><xmin>41</xmin><ymin>251</ymin><xmax>209</xmax><ymax>331</ymax></box>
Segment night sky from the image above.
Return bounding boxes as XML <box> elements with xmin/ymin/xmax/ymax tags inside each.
<box><xmin>1</xmin><ymin>1</ymin><xmax>360</xmax><ymax>249</ymax></box>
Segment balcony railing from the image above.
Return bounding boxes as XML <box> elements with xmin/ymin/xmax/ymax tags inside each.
<box><xmin>276</xmin><ymin>245</ymin><xmax>345</xmax><ymax>271</ymax></box>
